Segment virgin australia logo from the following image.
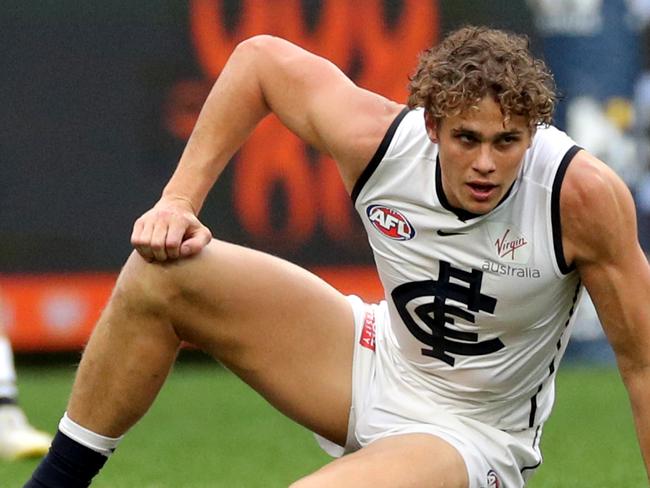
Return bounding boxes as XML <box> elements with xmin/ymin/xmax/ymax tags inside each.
<box><xmin>484</xmin><ymin>223</ymin><xmax>540</xmax><ymax>278</ymax></box>
<box><xmin>488</xmin><ymin>223</ymin><xmax>531</xmax><ymax>264</ymax></box>
<box><xmin>495</xmin><ymin>228</ymin><xmax>528</xmax><ymax>260</ymax></box>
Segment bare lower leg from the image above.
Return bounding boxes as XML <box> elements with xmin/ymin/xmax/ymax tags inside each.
<box><xmin>66</xmin><ymin>256</ymin><xmax>182</xmax><ymax>438</ymax></box>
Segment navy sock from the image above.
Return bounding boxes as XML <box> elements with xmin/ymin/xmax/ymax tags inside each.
<box><xmin>0</xmin><ymin>396</ymin><xmax>18</xmax><ymax>406</ymax></box>
<box><xmin>24</xmin><ymin>430</ymin><xmax>108</xmax><ymax>488</ymax></box>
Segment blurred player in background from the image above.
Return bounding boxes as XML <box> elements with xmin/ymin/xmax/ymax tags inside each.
<box><xmin>26</xmin><ymin>26</ymin><xmax>650</xmax><ymax>487</ymax></box>
<box><xmin>0</xmin><ymin>326</ymin><xmax>52</xmax><ymax>460</ymax></box>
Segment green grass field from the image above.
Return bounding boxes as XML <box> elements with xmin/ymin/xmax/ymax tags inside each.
<box><xmin>2</xmin><ymin>356</ymin><xmax>646</xmax><ymax>487</ymax></box>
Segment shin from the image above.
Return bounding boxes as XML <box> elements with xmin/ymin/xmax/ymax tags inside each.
<box><xmin>66</xmin><ymin>251</ymin><xmax>185</xmax><ymax>437</ymax></box>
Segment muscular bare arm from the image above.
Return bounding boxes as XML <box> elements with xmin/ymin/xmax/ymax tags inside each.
<box><xmin>131</xmin><ymin>35</ymin><xmax>403</xmax><ymax>261</ymax></box>
<box><xmin>561</xmin><ymin>151</ymin><xmax>650</xmax><ymax>478</ymax></box>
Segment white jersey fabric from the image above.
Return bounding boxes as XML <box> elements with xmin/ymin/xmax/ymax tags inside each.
<box><xmin>351</xmin><ymin>107</ymin><xmax>583</xmax><ymax>432</ymax></box>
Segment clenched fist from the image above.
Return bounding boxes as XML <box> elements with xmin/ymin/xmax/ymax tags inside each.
<box><xmin>131</xmin><ymin>196</ymin><xmax>212</xmax><ymax>262</ymax></box>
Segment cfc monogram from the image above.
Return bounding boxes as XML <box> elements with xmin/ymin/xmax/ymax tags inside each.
<box><xmin>391</xmin><ymin>261</ymin><xmax>504</xmax><ymax>366</ymax></box>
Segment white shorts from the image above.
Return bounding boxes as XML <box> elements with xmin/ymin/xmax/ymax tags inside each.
<box><xmin>315</xmin><ymin>295</ymin><xmax>543</xmax><ymax>488</ymax></box>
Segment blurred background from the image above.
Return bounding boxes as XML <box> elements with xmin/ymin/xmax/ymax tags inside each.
<box><xmin>1</xmin><ymin>0</ymin><xmax>648</xmax><ymax>359</ymax></box>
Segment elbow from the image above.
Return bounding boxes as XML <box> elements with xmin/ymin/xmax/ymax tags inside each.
<box><xmin>231</xmin><ymin>35</ymin><xmax>288</xmax><ymax>78</ymax></box>
<box><xmin>235</xmin><ymin>35</ymin><xmax>280</xmax><ymax>58</ymax></box>
<box><xmin>617</xmin><ymin>348</ymin><xmax>650</xmax><ymax>384</ymax></box>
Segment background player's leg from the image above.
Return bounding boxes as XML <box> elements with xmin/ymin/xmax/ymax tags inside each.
<box><xmin>290</xmin><ymin>434</ymin><xmax>469</xmax><ymax>488</ymax></box>
<box><xmin>68</xmin><ymin>238</ymin><xmax>355</xmax><ymax>444</ymax></box>
<box><xmin>0</xmin><ymin>328</ymin><xmax>52</xmax><ymax>460</ymax></box>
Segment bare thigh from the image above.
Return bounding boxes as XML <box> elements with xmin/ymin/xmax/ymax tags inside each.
<box><xmin>291</xmin><ymin>433</ymin><xmax>469</xmax><ymax>488</ymax></box>
<box><xmin>148</xmin><ymin>239</ymin><xmax>356</xmax><ymax>445</ymax></box>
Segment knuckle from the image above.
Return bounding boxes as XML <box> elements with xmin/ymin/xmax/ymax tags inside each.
<box><xmin>166</xmin><ymin>240</ymin><xmax>182</xmax><ymax>252</ymax></box>
<box><xmin>150</xmin><ymin>241</ymin><xmax>164</xmax><ymax>252</ymax></box>
<box><xmin>135</xmin><ymin>248</ymin><xmax>153</xmax><ymax>261</ymax></box>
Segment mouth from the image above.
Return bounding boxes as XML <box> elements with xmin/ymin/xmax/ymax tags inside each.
<box><xmin>467</xmin><ymin>181</ymin><xmax>498</xmax><ymax>202</ymax></box>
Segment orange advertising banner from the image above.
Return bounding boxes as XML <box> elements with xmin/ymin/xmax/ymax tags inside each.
<box><xmin>0</xmin><ymin>268</ymin><xmax>382</xmax><ymax>352</ymax></box>
<box><xmin>0</xmin><ymin>274</ymin><xmax>116</xmax><ymax>352</ymax></box>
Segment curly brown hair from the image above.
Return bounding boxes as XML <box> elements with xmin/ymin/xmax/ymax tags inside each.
<box><xmin>408</xmin><ymin>26</ymin><xmax>556</xmax><ymax>128</ymax></box>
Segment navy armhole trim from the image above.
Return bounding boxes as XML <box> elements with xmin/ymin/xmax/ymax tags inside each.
<box><xmin>351</xmin><ymin>107</ymin><xmax>410</xmax><ymax>204</ymax></box>
<box><xmin>551</xmin><ymin>145</ymin><xmax>582</xmax><ymax>275</ymax></box>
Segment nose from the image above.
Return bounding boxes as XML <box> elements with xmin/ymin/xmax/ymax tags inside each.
<box><xmin>472</xmin><ymin>145</ymin><xmax>496</xmax><ymax>174</ymax></box>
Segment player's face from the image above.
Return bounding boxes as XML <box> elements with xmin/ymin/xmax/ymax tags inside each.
<box><xmin>426</xmin><ymin>96</ymin><xmax>533</xmax><ymax>215</ymax></box>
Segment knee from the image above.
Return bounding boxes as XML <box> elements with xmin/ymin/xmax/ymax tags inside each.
<box><xmin>110</xmin><ymin>243</ymin><xmax>222</xmax><ymax>320</ymax></box>
<box><xmin>109</xmin><ymin>250</ymin><xmax>185</xmax><ymax>318</ymax></box>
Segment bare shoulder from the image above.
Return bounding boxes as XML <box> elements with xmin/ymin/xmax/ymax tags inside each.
<box><xmin>560</xmin><ymin>150</ymin><xmax>638</xmax><ymax>268</ymax></box>
<box><xmin>334</xmin><ymin>95</ymin><xmax>406</xmax><ymax>190</ymax></box>
<box><xmin>240</xmin><ymin>35</ymin><xmax>406</xmax><ymax>192</ymax></box>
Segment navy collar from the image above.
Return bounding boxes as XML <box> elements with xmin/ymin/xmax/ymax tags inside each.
<box><xmin>435</xmin><ymin>155</ymin><xmax>516</xmax><ymax>222</ymax></box>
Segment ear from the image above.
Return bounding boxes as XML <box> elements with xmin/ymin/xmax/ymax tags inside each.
<box><xmin>527</xmin><ymin>126</ymin><xmax>537</xmax><ymax>148</ymax></box>
<box><xmin>424</xmin><ymin>111</ymin><xmax>440</xmax><ymax>143</ymax></box>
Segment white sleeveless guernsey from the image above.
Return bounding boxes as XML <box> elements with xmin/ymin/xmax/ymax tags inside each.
<box><xmin>352</xmin><ymin>107</ymin><xmax>583</xmax><ymax>431</ymax></box>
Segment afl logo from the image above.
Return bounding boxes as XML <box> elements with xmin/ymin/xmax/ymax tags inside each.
<box><xmin>366</xmin><ymin>205</ymin><xmax>415</xmax><ymax>241</ymax></box>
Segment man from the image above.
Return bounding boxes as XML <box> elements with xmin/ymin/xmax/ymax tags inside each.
<box><xmin>26</xmin><ymin>26</ymin><xmax>650</xmax><ymax>487</ymax></box>
<box><xmin>0</xmin><ymin>327</ymin><xmax>52</xmax><ymax>460</ymax></box>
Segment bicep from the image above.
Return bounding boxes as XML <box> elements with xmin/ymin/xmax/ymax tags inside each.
<box><xmin>247</xmin><ymin>35</ymin><xmax>404</xmax><ymax>189</ymax></box>
<box><xmin>563</xmin><ymin>153</ymin><xmax>650</xmax><ymax>369</ymax></box>
<box><xmin>581</xmin><ymin>248</ymin><xmax>650</xmax><ymax>370</ymax></box>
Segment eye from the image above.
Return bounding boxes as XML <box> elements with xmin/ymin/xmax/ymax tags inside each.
<box><xmin>456</xmin><ymin>133</ymin><xmax>478</xmax><ymax>144</ymax></box>
<box><xmin>496</xmin><ymin>135</ymin><xmax>520</xmax><ymax>147</ymax></box>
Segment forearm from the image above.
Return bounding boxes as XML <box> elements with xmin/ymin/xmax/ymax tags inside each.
<box><xmin>162</xmin><ymin>37</ymin><xmax>272</xmax><ymax>213</ymax></box>
<box><xmin>621</xmin><ymin>365</ymin><xmax>650</xmax><ymax>478</ymax></box>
